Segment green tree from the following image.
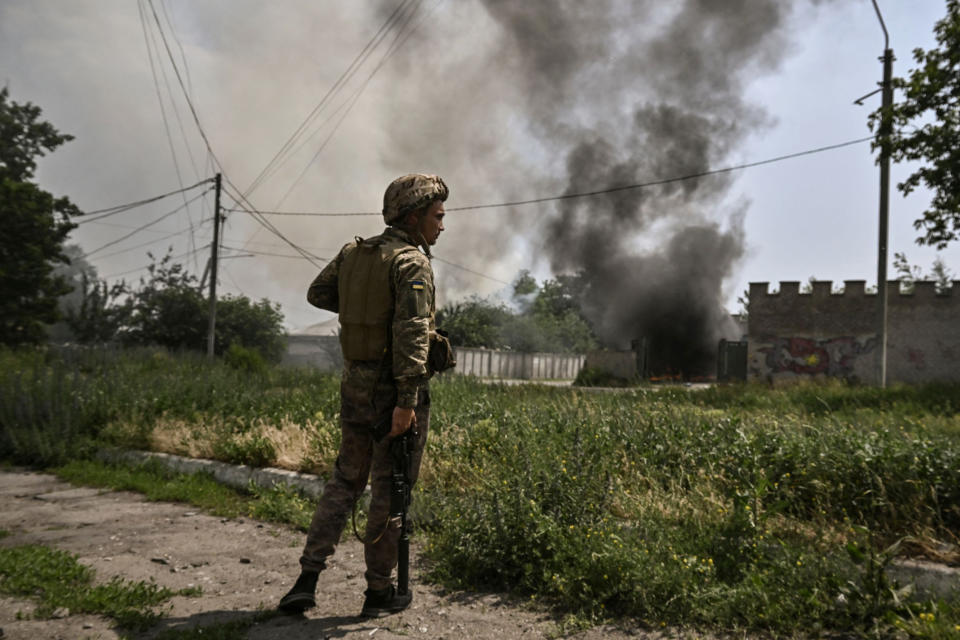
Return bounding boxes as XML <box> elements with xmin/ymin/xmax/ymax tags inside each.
<box><xmin>892</xmin><ymin>251</ymin><xmax>954</xmax><ymax>294</ymax></box>
<box><xmin>893</xmin><ymin>251</ymin><xmax>923</xmax><ymax>293</ymax></box>
<box><xmin>871</xmin><ymin>0</ymin><xmax>960</xmax><ymax>248</ymax></box>
<box><xmin>0</xmin><ymin>87</ymin><xmax>79</xmax><ymax>345</ymax></box>
<box><xmin>63</xmin><ymin>272</ymin><xmax>129</xmax><ymax>344</ymax></box>
<box><xmin>46</xmin><ymin>244</ymin><xmax>127</xmax><ymax>343</ymax></box>
<box><xmin>529</xmin><ymin>273</ymin><xmax>597</xmax><ymax>353</ymax></box>
<box><xmin>929</xmin><ymin>255</ymin><xmax>954</xmax><ymax>293</ymax></box>
<box><xmin>115</xmin><ymin>252</ymin><xmax>286</xmax><ymax>361</ymax></box>
<box><xmin>437</xmin><ymin>296</ymin><xmax>512</xmax><ymax>349</ymax></box>
<box><xmin>119</xmin><ymin>253</ymin><xmax>207</xmax><ymax>352</ymax></box>
<box><xmin>437</xmin><ymin>272</ymin><xmax>598</xmax><ymax>353</ymax></box>
<box><xmin>215</xmin><ymin>294</ymin><xmax>286</xmax><ymax>363</ymax></box>
<box><xmin>512</xmin><ymin>269</ymin><xmax>538</xmax><ymax>297</ymax></box>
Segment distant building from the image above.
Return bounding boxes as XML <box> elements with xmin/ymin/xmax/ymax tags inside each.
<box><xmin>282</xmin><ymin>319</ymin><xmax>341</xmax><ymax>371</ymax></box>
<box><xmin>747</xmin><ymin>280</ymin><xmax>960</xmax><ymax>384</ymax></box>
<box><xmin>582</xmin><ymin>314</ymin><xmax>747</xmax><ymax>382</ymax></box>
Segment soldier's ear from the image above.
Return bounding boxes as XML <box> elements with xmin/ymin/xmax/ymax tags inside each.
<box><xmin>403</xmin><ymin>209</ymin><xmax>423</xmax><ymax>227</ymax></box>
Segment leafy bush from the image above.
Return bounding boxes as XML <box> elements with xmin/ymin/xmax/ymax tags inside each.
<box><xmin>224</xmin><ymin>343</ymin><xmax>267</xmax><ymax>375</ymax></box>
<box><xmin>214</xmin><ymin>295</ymin><xmax>285</xmax><ymax>362</ymax></box>
<box><xmin>573</xmin><ymin>365</ymin><xmax>635</xmax><ymax>387</ymax></box>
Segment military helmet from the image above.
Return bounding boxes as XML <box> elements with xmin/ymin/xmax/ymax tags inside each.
<box><xmin>382</xmin><ymin>173</ymin><xmax>449</xmax><ymax>225</ymax></box>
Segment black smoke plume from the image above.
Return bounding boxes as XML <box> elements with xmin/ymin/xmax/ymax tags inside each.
<box><xmin>475</xmin><ymin>0</ymin><xmax>800</xmax><ymax>376</ymax></box>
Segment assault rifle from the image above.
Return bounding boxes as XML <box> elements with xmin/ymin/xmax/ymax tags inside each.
<box><xmin>390</xmin><ymin>429</ymin><xmax>414</xmax><ymax>596</ymax></box>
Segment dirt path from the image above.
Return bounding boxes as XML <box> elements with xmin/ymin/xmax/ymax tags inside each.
<box><xmin>0</xmin><ymin>471</ymin><xmax>669</xmax><ymax>640</ymax></box>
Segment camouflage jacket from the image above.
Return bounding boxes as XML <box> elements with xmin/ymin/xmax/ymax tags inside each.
<box><xmin>307</xmin><ymin>226</ymin><xmax>434</xmax><ymax>408</ymax></box>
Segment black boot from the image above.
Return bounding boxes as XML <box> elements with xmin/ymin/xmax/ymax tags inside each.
<box><xmin>360</xmin><ymin>585</ymin><xmax>412</xmax><ymax>618</ymax></box>
<box><xmin>278</xmin><ymin>571</ymin><xmax>319</xmax><ymax>613</ymax></box>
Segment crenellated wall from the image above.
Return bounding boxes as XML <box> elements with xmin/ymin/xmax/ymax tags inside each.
<box><xmin>747</xmin><ymin>280</ymin><xmax>960</xmax><ymax>384</ymax></box>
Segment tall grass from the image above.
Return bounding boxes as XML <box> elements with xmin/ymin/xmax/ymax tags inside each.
<box><xmin>2</xmin><ymin>346</ymin><xmax>959</xmax><ymax>635</ymax></box>
<box><xmin>0</xmin><ymin>346</ymin><xmax>340</xmax><ymax>469</ymax></box>
<box><xmin>423</xmin><ymin>379</ymin><xmax>960</xmax><ymax>633</ymax></box>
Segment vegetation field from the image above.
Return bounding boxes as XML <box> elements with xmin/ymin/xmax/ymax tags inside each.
<box><xmin>2</xmin><ymin>346</ymin><xmax>960</xmax><ymax>637</ymax></box>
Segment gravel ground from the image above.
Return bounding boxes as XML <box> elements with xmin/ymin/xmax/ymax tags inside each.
<box><xmin>0</xmin><ymin>470</ymin><xmax>689</xmax><ymax>640</ymax></box>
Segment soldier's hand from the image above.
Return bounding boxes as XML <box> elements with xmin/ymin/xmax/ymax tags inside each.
<box><xmin>389</xmin><ymin>407</ymin><xmax>417</xmax><ymax>438</ymax></box>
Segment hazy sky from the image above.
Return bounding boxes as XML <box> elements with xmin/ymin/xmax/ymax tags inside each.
<box><xmin>2</xmin><ymin>1</ymin><xmax>957</xmax><ymax>333</ymax></box>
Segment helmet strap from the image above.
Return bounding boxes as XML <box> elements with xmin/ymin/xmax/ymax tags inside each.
<box><xmin>396</xmin><ymin>208</ymin><xmax>432</xmax><ymax>257</ymax></box>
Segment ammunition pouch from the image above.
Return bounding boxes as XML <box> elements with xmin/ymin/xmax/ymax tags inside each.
<box><xmin>427</xmin><ymin>329</ymin><xmax>456</xmax><ymax>375</ymax></box>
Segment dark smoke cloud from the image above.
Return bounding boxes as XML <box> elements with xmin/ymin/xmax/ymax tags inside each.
<box><xmin>458</xmin><ymin>0</ymin><xmax>807</xmax><ymax>374</ymax></box>
<box><xmin>0</xmin><ymin>0</ymin><xmax>830</xmax><ymax>339</ymax></box>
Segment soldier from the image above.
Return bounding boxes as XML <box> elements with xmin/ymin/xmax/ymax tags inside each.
<box><xmin>279</xmin><ymin>174</ymin><xmax>451</xmax><ymax>618</ymax></box>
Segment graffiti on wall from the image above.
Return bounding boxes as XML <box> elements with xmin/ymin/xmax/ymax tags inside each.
<box><xmin>757</xmin><ymin>335</ymin><xmax>878</xmax><ymax>377</ymax></box>
<box><xmin>906</xmin><ymin>348</ymin><xmax>927</xmax><ymax>370</ymax></box>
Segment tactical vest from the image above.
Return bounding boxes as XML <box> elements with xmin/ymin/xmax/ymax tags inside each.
<box><xmin>338</xmin><ymin>234</ymin><xmax>420</xmax><ymax>361</ymax></box>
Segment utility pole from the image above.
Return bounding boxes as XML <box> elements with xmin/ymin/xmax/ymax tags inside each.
<box><xmin>877</xmin><ymin>47</ymin><xmax>893</xmax><ymax>388</ymax></box>
<box><xmin>207</xmin><ymin>173</ymin><xmax>222</xmax><ymax>358</ymax></box>
<box><xmin>873</xmin><ymin>0</ymin><xmax>893</xmax><ymax>388</ymax></box>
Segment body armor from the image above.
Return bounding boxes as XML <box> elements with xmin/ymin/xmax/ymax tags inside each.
<box><xmin>338</xmin><ymin>234</ymin><xmax>420</xmax><ymax>361</ymax></box>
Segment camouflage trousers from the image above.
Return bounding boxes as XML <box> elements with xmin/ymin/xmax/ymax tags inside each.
<box><xmin>299</xmin><ymin>377</ymin><xmax>429</xmax><ymax>590</ymax></box>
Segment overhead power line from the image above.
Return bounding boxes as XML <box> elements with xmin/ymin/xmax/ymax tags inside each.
<box><xmin>103</xmin><ymin>245</ymin><xmax>204</xmax><ymax>279</ymax></box>
<box><xmin>448</xmin><ymin>136</ymin><xmax>877</xmax><ymax>212</ymax></box>
<box><xmin>236</xmin><ymin>0</ymin><xmax>437</xmax><ymax>256</ymax></box>
<box><xmin>86</xmin><ymin>189</ymin><xmax>211</xmax><ymax>256</ymax></box>
<box><xmin>431</xmin><ymin>256</ymin><xmax>511</xmax><ymax>286</ymax></box>
<box><xmin>145</xmin><ymin>0</ymin><xmax>225</xmax><ymax>174</ymax></box>
<box><xmin>224</xmin><ymin>207</ymin><xmax>375</xmax><ymax>216</ymax></box>
<box><xmin>95</xmin><ymin>225</ymin><xmax>196</xmax><ymax>260</ymax></box>
<box><xmin>221</xmin><ymin>184</ymin><xmax>329</xmax><ymax>269</ymax></box>
<box><xmin>141</xmin><ymin>0</ymin><xmax>329</xmax><ymax>273</ymax></box>
<box><xmin>221</xmin><ymin>244</ymin><xmax>329</xmax><ymax>261</ymax></box>
<box><xmin>78</xmin><ymin>177</ymin><xmax>212</xmax><ymax>222</ymax></box>
<box><xmin>138</xmin><ymin>0</ymin><xmax>203</xmax><ymax>263</ymax></box>
<box><xmin>273</xmin><ymin>0</ymin><xmax>434</xmax><ymax>208</ymax></box>
<box><xmin>240</xmin><ymin>135</ymin><xmax>876</xmax><ymax>217</ymax></box>
<box><xmin>243</xmin><ymin>0</ymin><xmax>417</xmax><ymax>199</ymax></box>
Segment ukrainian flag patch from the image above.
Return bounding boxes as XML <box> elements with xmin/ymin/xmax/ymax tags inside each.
<box><xmin>411</xmin><ymin>280</ymin><xmax>425</xmax><ymax>291</ymax></box>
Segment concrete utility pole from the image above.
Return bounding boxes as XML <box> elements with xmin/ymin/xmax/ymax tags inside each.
<box><xmin>206</xmin><ymin>173</ymin><xmax>222</xmax><ymax>358</ymax></box>
<box><xmin>873</xmin><ymin>0</ymin><xmax>893</xmax><ymax>388</ymax></box>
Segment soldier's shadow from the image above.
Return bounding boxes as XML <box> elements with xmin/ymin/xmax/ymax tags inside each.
<box><xmin>136</xmin><ymin>608</ymin><xmax>376</xmax><ymax>639</ymax></box>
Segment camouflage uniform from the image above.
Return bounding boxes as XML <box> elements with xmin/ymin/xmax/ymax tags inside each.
<box><xmin>300</xmin><ymin>225</ymin><xmax>436</xmax><ymax>590</ymax></box>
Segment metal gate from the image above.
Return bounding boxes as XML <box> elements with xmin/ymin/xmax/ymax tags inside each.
<box><xmin>717</xmin><ymin>339</ymin><xmax>747</xmax><ymax>382</ymax></box>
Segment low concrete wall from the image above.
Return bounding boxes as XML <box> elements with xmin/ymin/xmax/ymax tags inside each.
<box><xmin>99</xmin><ymin>449</ymin><xmax>326</xmax><ymax>499</ymax></box>
<box><xmin>284</xmin><ymin>338</ymin><xmax>585</xmax><ymax>380</ymax></box>
<box><xmin>282</xmin><ymin>335</ymin><xmax>342</xmax><ymax>372</ymax></box>
<box><xmin>454</xmin><ymin>347</ymin><xmax>584</xmax><ymax>380</ymax></box>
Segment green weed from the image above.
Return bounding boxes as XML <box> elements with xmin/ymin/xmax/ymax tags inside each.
<box><xmin>51</xmin><ymin>458</ymin><xmax>321</xmax><ymax>535</ymax></box>
<box><xmin>223</xmin><ymin>343</ymin><xmax>268</xmax><ymax>376</ymax></box>
<box><xmin>52</xmin><ymin>458</ymin><xmax>250</xmax><ymax>518</ymax></box>
<box><xmin>423</xmin><ymin>377</ymin><xmax>960</xmax><ymax>633</ymax></box>
<box><xmin>0</xmin><ymin>544</ymin><xmax>198</xmax><ymax>630</ymax></box>
<box><xmin>247</xmin><ymin>482</ymin><xmax>316</xmax><ymax>531</ymax></box>
<box><xmin>3</xmin><ymin>347</ymin><xmax>960</xmax><ymax>635</ymax></box>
